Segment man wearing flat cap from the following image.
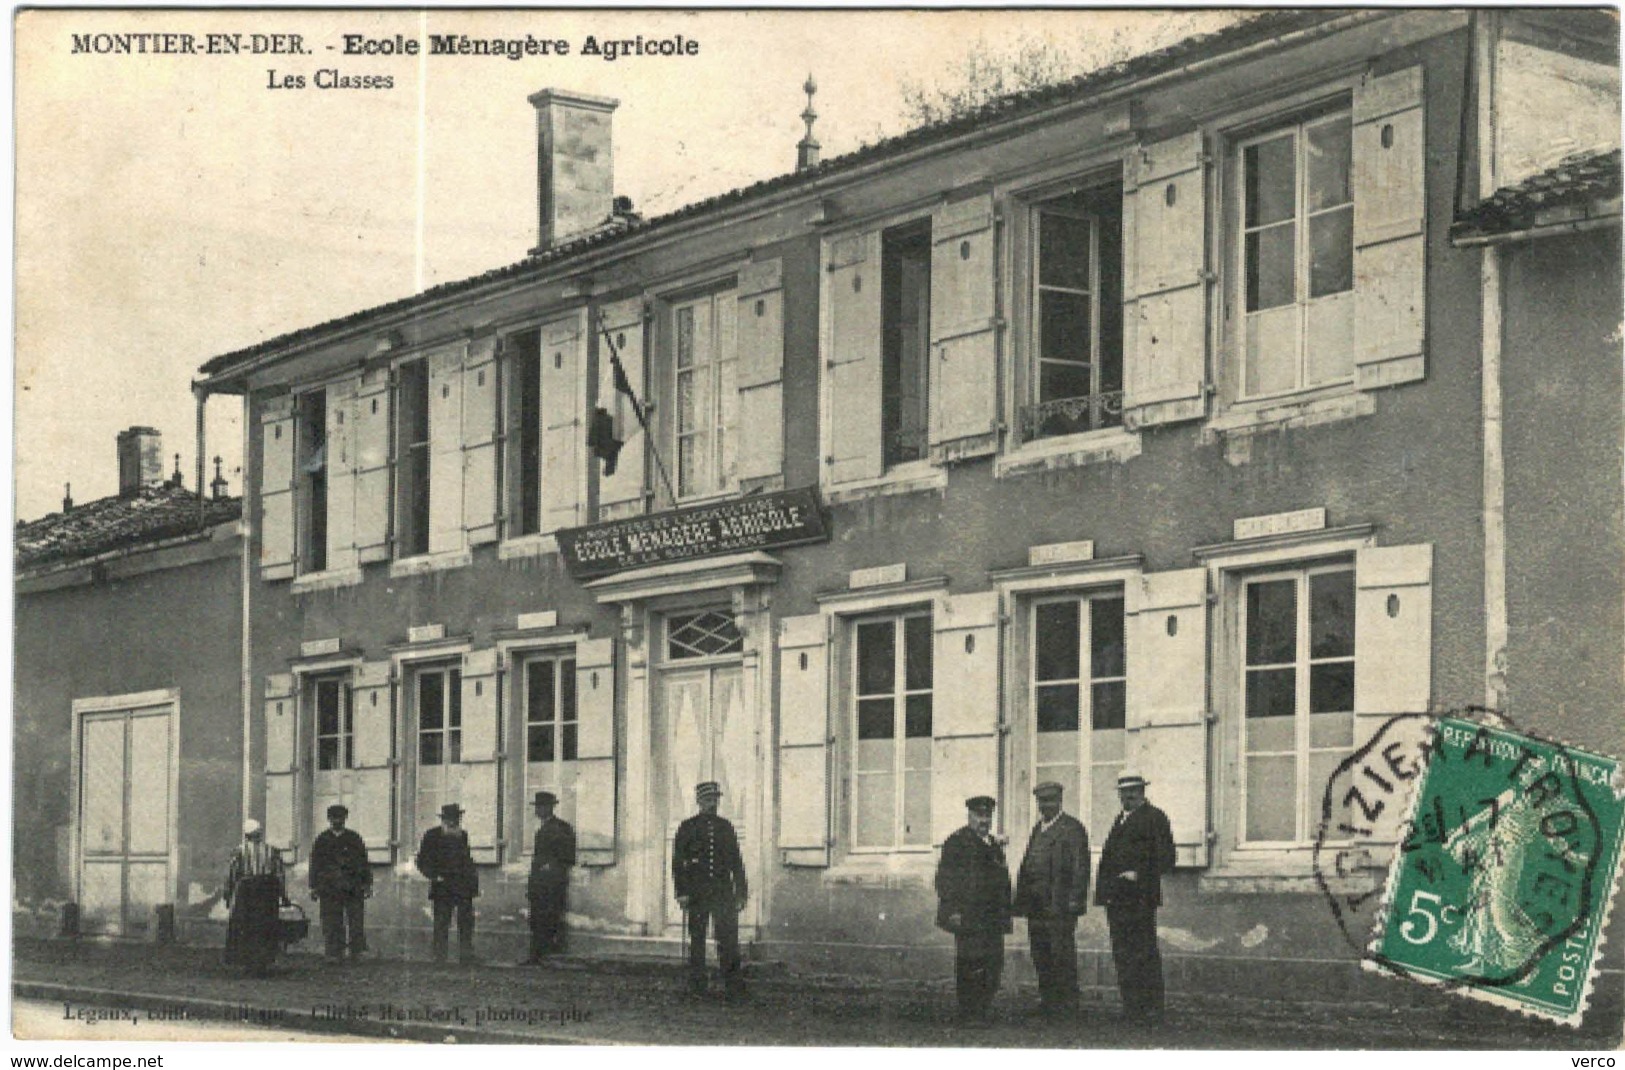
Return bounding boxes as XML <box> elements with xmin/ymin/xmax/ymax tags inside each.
<box><xmin>309</xmin><ymin>803</ymin><xmax>372</xmax><ymax>963</ymax></box>
<box><xmin>1096</xmin><ymin>772</ymin><xmax>1176</xmax><ymax>1025</ymax></box>
<box><xmin>1014</xmin><ymin>781</ymin><xmax>1090</xmax><ymax>1016</ymax></box>
<box><xmin>673</xmin><ymin>781</ymin><xmax>748</xmax><ymax>1000</ymax></box>
<box><xmin>523</xmin><ymin>790</ymin><xmax>576</xmax><ymax>963</ymax></box>
<box><xmin>415</xmin><ymin>802</ymin><xmax>480</xmax><ymax>964</ymax></box>
<box><xmin>935</xmin><ymin>795</ymin><xmax>1012</xmax><ymax>1027</ymax></box>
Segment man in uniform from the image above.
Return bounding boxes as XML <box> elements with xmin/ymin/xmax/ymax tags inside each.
<box><xmin>672</xmin><ymin>781</ymin><xmax>748</xmax><ymax>1000</ymax></box>
<box><xmin>415</xmin><ymin>802</ymin><xmax>480</xmax><ymax>964</ymax></box>
<box><xmin>309</xmin><ymin>803</ymin><xmax>372</xmax><ymax>963</ymax></box>
<box><xmin>1013</xmin><ymin>781</ymin><xmax>1090</xmax><ymax>1016</ymax></box>
<box><xmin>523</xmin><ymin>790</ymin><xmax>576</xmax><ymax>962</ymax></box>
<box><xmin>1095</xmin><ymin>772</ymin><xmax>1176</xmax><ymax>1026</ymax></box>
<box><xmin>935</xmin><ymin>795</ymin><xmax>1012</xmax><ymax>1028</ymax></box>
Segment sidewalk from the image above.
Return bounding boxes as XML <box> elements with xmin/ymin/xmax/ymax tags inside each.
<box><xmin>11</xmin><ymin>937</ymin><xmax>1606</xmax><ymax>1048</ymax></box>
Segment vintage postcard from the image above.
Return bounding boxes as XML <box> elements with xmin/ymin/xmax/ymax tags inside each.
<box><xmin>13</xmin><ymin>6</ymin><xmax>1624</xmax><ymax>1056</ymax></box>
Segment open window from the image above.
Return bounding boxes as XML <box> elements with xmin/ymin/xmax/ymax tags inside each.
<box><xmin>394</xmin><ymin>359</ymin><xmax>431</xmax><ymax>558</ymax></box>
<box><xmin>881</xmin><ymin>221</ymin><xmax>933</xmax><ymax>466</ymax></box>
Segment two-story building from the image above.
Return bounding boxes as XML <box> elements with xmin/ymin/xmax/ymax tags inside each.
<box><xmin>187</xmin><ymin>9</ymin><xmax>1621</xmax><ymax>1014</ymax></box>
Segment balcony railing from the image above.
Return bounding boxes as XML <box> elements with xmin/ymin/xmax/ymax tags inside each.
<box><xmin>1019</xmin><ymin>392</ymin><xmax>1124</xmax><ymax>442</ymax></box>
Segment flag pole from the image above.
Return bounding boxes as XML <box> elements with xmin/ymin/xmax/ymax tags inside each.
<box><xmin>596</xmin><ymin>308</ymin><xmax>679</xmax><ymax>507</ymax></box>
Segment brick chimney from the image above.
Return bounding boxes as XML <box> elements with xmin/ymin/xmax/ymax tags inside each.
<box><xmin>528</xmin><ymin>89</ymin><xmax>619</xmax><ymax>254</ymax></box>
<box><xmin>117</xmin><ymin>426</ymin><xmax>164</xmax><ymax>497</ymax></box>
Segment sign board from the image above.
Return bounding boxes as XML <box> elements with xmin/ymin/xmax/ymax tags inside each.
<box><xmin>1233</xmin><ymin>507</ymin><xmax>1327</xmax><ymax>541</ymax></box>
<box><xmin>300</xmin><ymin>637</ymin><xmax>342</xmax><ymax>658</ymax></box>
<box><xmin>1029</xmin><ymin>540</ymin><xmax>1095</xmax><ymax>567</ymax></box>
<box><xmin>408</xmin><ymin>623</ymin><xmax>446</xmax><ymax>644</ymax></box>
<box><xmin>557</xmin><ymin>486</ymin><xmax>829</xmax><ymax>580</ymax></box>
<box><xmin>516</xmin><ymin>610</ymin><xmax>560</xmax><ymax>632</ymax></box>
<box><xmin>850</xmin><ymin>564</ymin><xmax>907</xmax><ymax>589</ymax></box>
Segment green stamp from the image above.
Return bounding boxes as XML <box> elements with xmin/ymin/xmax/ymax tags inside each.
<box><xmin>1368</xmin><ymin>716</ymin><xmax>1625</xmax><ymax>1026</ymax></box>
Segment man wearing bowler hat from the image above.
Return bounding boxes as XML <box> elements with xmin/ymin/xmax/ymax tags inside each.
<box><xmin>309</xmin><ymin>803</ymin><xmax>372</xmax><ymax>963</ymax></box>
<box><xmin>523</xmin><ymin>790</ymin><xmax>576</xmax><ymax>963</ymax></box>
<box><xmin>673</xmin><ymin>781</ymin><xmax>748</xmax><ymax>1000</ymax></box>
<box><xmin>415</xmin><ymin>802</ymin><xmax>480</xmax><ymax>964</ymax></box>
<box><xmin>1014</xmin><ymin>781</ymin><xmax>1090</xmax><ymax>1016</ymax></box>
<box><xmin>1096</xmin><ymin>772</ymin><xmax>1176</xmax><ymax>1025</ymax></box>
<box><xmin>935</xmin><ymin>795</ymin><xmax>1012</xmax><ymax>1028</ymax></box>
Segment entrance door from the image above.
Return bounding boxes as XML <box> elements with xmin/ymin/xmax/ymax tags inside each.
<box><xmin>78</xmin><ymin>705</ymin><xmax>173</xmax><ymax>936</ymax></box>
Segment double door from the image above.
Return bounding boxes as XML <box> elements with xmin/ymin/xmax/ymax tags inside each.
<box><xmin>77</xmin><ymin>705</ymin><xmax>174</xmax><ymax>936</ymax></box>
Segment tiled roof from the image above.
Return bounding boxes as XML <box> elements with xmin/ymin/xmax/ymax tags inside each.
<box><xmin>199</xmin><ymin>8</ymin><xmax>1344</xmax><ymax>380</ymax></box>
<box><xmin>16</xmin><ymin>484</ymin><xmax>241</xmax><ymax>572</ymax></box>
<box><xmin>1451</xmin><ymin>148</ymin><xmax>1623</xmax><ymax>242</ymax></box>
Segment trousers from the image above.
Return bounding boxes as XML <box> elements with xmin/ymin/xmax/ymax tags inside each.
<box><xmin>528</xmin><ymin>886</ymin><xmax>567</xmax><ymax>957</ymax></box>
<box><xmin>1026</xmin><ymin>913</ymin><xmax>1079</xmax><ymax>1006</ymax></box>
<box><xmin>431</xmin><ymin>897</ymin><xmax>476</xmax><ymax>963</ymax></box>
<box><xmin>318</xmin><ymin>893</ymin><xmax>367</xmax><ymax>959</ymax></box>
<box><xmin>953</xmin><ymin>931</ymin><xmax>1004</xmax><ymax>1020</ymax></box>
<box><xmin>685</xmin><ymin>897</ymin><xmax>742</xmax><ymax>990</ymax></box>
<box><xmin>1107</xmin><ymin>904</ymin><xmax>1165</xmax><ymax>1020</ymax></box>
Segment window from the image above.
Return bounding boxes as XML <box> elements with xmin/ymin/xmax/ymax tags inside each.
<box><xmin>1023</xmin><ymin>183</ymin><xmax>1124</xmax><ymax>441</ymax></box>
<box><xmin>881</xmin><ymin>221</ymin><xmax>932</xmax><ymax>465</ymax></box>
<box><xmin>852</xmin><ymin>610</ymin><xmax>933</xmax><ymax>849</ymax></box>
<box><xmin>312</xmin><ymin>677</ymin><xmax>353</xmax><ymax>772</ymax></box>
<box><xmin>499</xmin><ymin>330</ymin><xmax>543</xmax><ymax>537</ymax></box>
<box><xmin>413</xmin><ymin>664</ymin><xmax>462</xmax><ymax>833</ymax></box>
<box><xmin>1031</xmin><ymin>593</ymin><xmax>1127</xmax><ymax>829</ymax></box>
<box><xmin>524</xmin><ymin>654</ymin><xmax>578</xmax><ymax>764</ymax></box>
<box><xmin>297</xmin><ymin>390</ymin><xmax>327</xmax><ymax>572</ymax></box>
<box><xmin>1238</xmin><ymin>107</ymin><xmax>1355</xmax><ymax>398</ymax></box>
<box><xmin>673</xmin><ymin>291</ymin><xmax>738</xmax><ymax>498</ymax></box>
<box><xmin>395</xmin><ymin>359</ymin><xmax>431</xmax><ymax>557</ymax></box>
<box><xmin>667</xmin><ymin>609</ymin><xmax>744</xmax><ymax>660</ymax></box>
<box><xmin>1240</xmin><ymin>565</ymin><xmax>1355</xmax><ymax>845</ymax></box>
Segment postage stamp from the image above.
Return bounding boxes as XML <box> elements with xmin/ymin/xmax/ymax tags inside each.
<box><xmin>1364</xmin><ymin>715</ymin><xmax>1625</xmax><ymax>1026</ymax></box>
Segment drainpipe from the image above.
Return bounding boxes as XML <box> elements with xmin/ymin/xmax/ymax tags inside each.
<box><xmin>240</xmin><ymin>386</ymin><xmax>255</xmax><ymax>823</ymax></box>
<box><xmin>1476</xmin><ymin>13</ymin><xmax>1509</xmax><ymax>712</ymax></box>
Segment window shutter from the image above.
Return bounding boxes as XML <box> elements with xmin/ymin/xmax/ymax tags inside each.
<box><xmin>324</xmin><ymin>378</ymin><xmax>359</xmax><ymax>572</ymax></box>
<box><xmin>777</xmin><ymin>613</ymin><xmax>830</xmax><ymax>865</ymax></box>
<box><xmin>457</xmin><ymin>648</ymin><xmax>500</xmax><ymax>861</ymax></box>
<box><xmin>825</xmin><ymin>232</ymin><xmax>885</xmax><ymax>483</ymax></box>
<box><xmin>263</xmin><ymin>673</ymin><xmax>298</xmax><ymax>854</ymax></box>
<box><xmin>353</xmin><ymin>367</ymin><xmax>392</xmax><ymax>564</ymax></box>
<box><xmin>350</xmin><ymin>660</ymin><xmax>395</xmax><ymax>863</ymax></box>
<box><xmin>259</xmin><ymin>397</ymin><xmax>296</xmax><ymax>579</ymax></box>
<box><xmin>540</xmin><ymin>317</ymin><xmax>584</xmax><ymax>534</ymax></box>
<box><xmin>426</xmin><ymin>344</ymin><xmax>467</xmax><ymax>554</ymax></box>
<box><xmin>930</xmin><ymin>591</ymin><xmax>1002</xmax><ymax>846</ymax></box>
<box><xmin>1123</xmin><ymin>131</ymin><xmax>1209</xmax><ymax>428</ymax></box>
<box><xmin>1125</xmin><ymin>568</ymin><xmax>1210</xmax><ymax>866</ymax></box>
<box><xmin>574</xmin><ymin>638</ymin><xmax>617</xmax><ymax>865</ymax></box>
<box><xmin>1353</xmin><ymin>66</ymin><xmax>1426</xmax><ymax>390</ymax></box>
<box><xmin>462</xmin><ymin>337</ymin><xmax>499</xmax><ymax>546</ymax></box>
<box><xmin>930</xmin><ymin>195</ymin><xmax>1000</xmax><ymax>460</ymax></box>
<box><xmin>597</xmin><ymin>298</ymin><xmax>647</xmax><ymax>513</ymax></box>
<box><xmin>736</xmin><ymin>260</ymin><xmax>786</xmax><ymax>483</ymax></box>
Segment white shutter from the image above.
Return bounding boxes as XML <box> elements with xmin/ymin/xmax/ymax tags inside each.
<box><xmin>930</xmin><ymin>195</ymin><xmax>999</xmax><ymax>459</ymax></box>
<box><xmin>574</xmin><ymin>638</ymin><xmax>617</xmax><ymax>865</ymax></box>
<box><xmin>826</xmin><ymin>232</ymin><xmax>884</xmax><ymax>483</ymax></box>
<box><xmin>324</xmin><ymin>377</ymin><xmax>359</xmax><ymax>572</ymax></box>
<box><xmin>259</xmin><ymin>397</ymin><xmax>296</xmax><ymax>579</ymax></box>
<box><xmin>457</xmin><ymin>648</ymin><xmax>499</xmax><ymax>861</ymax></box>
<box><xmin>426</xmin><ymin>345</ymin><xmax>466</xmax><ymax>554</ymax></box>
<box><xmin>777</xmin><ymin>614</ymin><xmax>830</xmax><ymax>865</ymax></box>
<box><xmin>737</xmin><ymin>260</ymin><xmax>786</xmax><ymax>483</ymax></box>
<box><xmin>263</xmin><ymin>673</ymin><xmax>297</xmax><ymax>853</ymax></box>
<box><xmin>353</xmin><ymin>367</ymin><xmax>392</xmax><ymax>564</ymax></box>
<box><xmin>540</xmin><ymin>317</ymin><xmax>584</xmax><ymax>533</ymax></box>
<box><xmin>597</xmin><ymin>298</ymin><xmax>647</xmax><ymax>513</ymax></box>
<box><xmin>350</xmin><ymin>660</ymin><xmax>395</xmax><ymax>863</ymax></box>
<box><xmin>1125</xmin><ymin>568</ymin><xmax>1210</xmax><ymax>866</ymax></box>
<box><xmin>1123</xmin><ymin>131</ymin><xmax>1209</xmax><ymax>428</ymax></box>
<box><xmin>930</xmin><ymin>592</ymin><xmax>1002</xmax><ymax>846</ymax></box>
<box><xmin>1353</xmin><ymin>66</ymin><xmax>1426</xmax><ymax>390</ymax></box>
<box><xmin>462</xmin><ymin>337</ymin><xmax>499</xmax><ymax>546</ymax></box>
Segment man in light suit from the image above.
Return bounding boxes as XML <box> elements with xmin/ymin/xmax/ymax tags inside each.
<box><xmin>1013</xmin><ymin>781</ymin><xmax>1090</xmax><ymax>1017</ymax></box>
<box><xmin>1096</xmin><ymin>772</ymin><xmax>1176</xmax><ymax>1026</ymax></box>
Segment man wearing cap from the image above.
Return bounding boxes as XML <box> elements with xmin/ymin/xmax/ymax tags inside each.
<box><xmin>1013</xmin><ymin>782</ymin><xmax>1090</xmax><ymax>1016</ymax></box>
<box><xmin>672</xmin><ymin>781</ymin><xmax>748</xmax><ymax>1000</ymax></box>
<box><xmin>309</xmin><ymin>803</ymin><xmax>372</xmax><ymax>963</ymax></box>
<box><xmin>415</xmin><ymin>803</ymin><xmax>480</xmax><ymax>964</ymax></box>
<box><xmin>523</xmin><ymin>791</ymin><xmax>577</xmax><ymax>963</ymax></box>
<box><xmin>935</xmin><ymin>795</ymin><xmax>1012</xmax><ymax>1027</ymax></box>
<box><xmin>1096</xmin><ymin>773</ymin><xmax>1176</xmax><ymax>1025</ymax></box>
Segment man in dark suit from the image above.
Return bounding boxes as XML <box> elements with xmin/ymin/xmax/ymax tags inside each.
<box><xmin>415</xmin><ymin>802</ymin><xmax>480</xmax><ymax>964</ymax></box>
<box><xmin>309</xmin><ymin>803</ymin><xmax>372</xmax><ymax>963</ymax></box>
<box><xmin>935</xmin><ymin>795</ymin><xmax>1012</xmax><ymax>1028</ymax></box>
<box><xmin>1013</xmin><ymin>781</ymin><xmax>1090</xmax><ymax>1016</ymax></box>
<box><xmin>523</xmin><ymin>790</ymin><xmax>576</xmax><ymax>962</ymax></box>
<box><xmin>673</xmin><ymin>781</ymin><xmax>748</xmax><ymax>1000</ymax></box>
<box><xmin>1095</xmin><ymin>772</ymin><xmax>1176</xmax><ymax>1025</ymax></box>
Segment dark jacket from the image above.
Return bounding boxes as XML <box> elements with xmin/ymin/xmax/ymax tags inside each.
<box><xmin>1095</xmin><ymin>802</ymin><xmax>1176</xmax><ymax>909</ymax></box>
<box><xmin>1014</xmin><ymin>812</ymin><xmax>1090</xmax><ymax>918</ymax></box>
<box><xmin>309</xmin><ymin>826</ymin><xmax>372</xmax><ymax>898</ymax></box>
<box><xmin>415</xmin><ymin>825</ymin><xmax>479</xmax><ymax>900</ymax></box>
<box><xmin>935</xmin><ymin>826</ymin><xmax>1013</xmax><ymax>935</ymax></box>
<box><xmin>528</xmin><ymin>816</ymin><xmax>577</xmax><ymax>896</ymax></box>
<box><xmin>672</xmin><ymin>812</ymin><xmax>747</xmax><ymax>903</ymax></box>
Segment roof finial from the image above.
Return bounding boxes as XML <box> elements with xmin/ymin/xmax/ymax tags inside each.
<box><xmin>62</xmin><ymin>483</ymin><xmax>73</xmax><ymax>514</ymax></box>
<box><xmin>796</xmin><ymin>74</ymin><xmax>820</xmax><ymax>173</ymax></box>
<box><xmin>211</xmin><ymin>456</ymin><xmax>229</xmax><ymax>501</ymax></box>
